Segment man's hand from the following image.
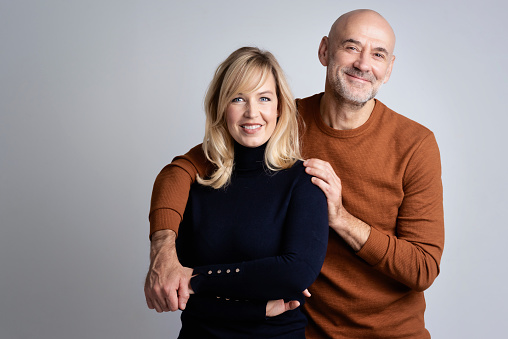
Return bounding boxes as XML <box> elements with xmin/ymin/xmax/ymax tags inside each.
<box><xmin>144</xmin><ymin>230</ymin><xmax>193</xmax><ymax>312</ymax></box>
<box><xmin>304</xmin><ymin>159</ymin><xmax>371</xmax><ymax>251</ymax></box>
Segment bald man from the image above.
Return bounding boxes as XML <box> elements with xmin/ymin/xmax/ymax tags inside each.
<box><xmin>145</xmin><ymin>9</ymin><xmax>444</xmax><ymax>338</ymax></box>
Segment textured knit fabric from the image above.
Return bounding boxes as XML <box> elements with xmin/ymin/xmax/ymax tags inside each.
<box><xmin>149</xmin><ymin>94</ymin><xmax>444</xmax><ymax>338</ymax></box>
<box><xmin>297</xmin><ymin>94</ymin><xmax>444</xmax><ymax>338</ymax></box>
<box><xmin>174</xmin><ymin>142</ymin><xmax>329</xmax><ymax>338</ymax></box>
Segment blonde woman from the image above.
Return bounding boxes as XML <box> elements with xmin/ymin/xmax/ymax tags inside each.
<box><xmin>153</xmin><ymin>47</ymin><xmax>328</xmax><ymax>338</ymax></box>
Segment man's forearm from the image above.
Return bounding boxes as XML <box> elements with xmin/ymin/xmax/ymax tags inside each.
<box><xmin>145</xmin><ymin>229</ymin><xmax>193</xmax><ymax>312</ymax></box>
<box><xmin>330</xmin><ymin>208</ymin><xmax>371</xmax><ymax>252</ymax></box>
<box><xmin>149</xmin><ymin>144</ymin><xmax>209</xmax><ymax>238</ymax></box>
<box><xmin>150</xmin><ymin>229</ymin><xmax>177</xmax><ymax>257</ymax></box>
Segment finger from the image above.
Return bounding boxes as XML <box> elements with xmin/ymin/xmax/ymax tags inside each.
<box><xmin>144</xmin><ymin>285</ymin><xmax>155</xmax><ymax>309</ymax></box>
<box><xmin>286</xmin><ymin>300</ymin><xmax>301</xmax><ymax>311</ymax></box>
<box><xmin>158</xmin><ymin>295</ymin><xmax>170</xmax><ymax>312</ymax></box>
<box><xmin>305</xmin><ymin>165</ymin><xmax>336</xmax><ymax>185</ymax></box>
<box><xmin>178</xmin><ymin>281</ymin><xmax>190</xmax><ymax>311</ymax></box>
<box><xmin>311</xmin><ymin>176</ymin><xmax>333</xmax><ymax>196</ymax></box>
<box><xmin>266</xmin><ymin>299</ymin><xmax>282</xmax><ymax>317</ymax></box>
<box><xmin>165</xmin><ymin>296</ymin><xmax>175</xmax><ymax>312</ymax></box>
<box><xmin>161</xmin><ymin>289</ymin><xmax>173</xmax><ymax>312</ymax></box>
<box><xmin>305</xmin><ymin>160</ymin><xmax>336</xmax><ymax>180</ymax></box>
<box><xmin>302</xmin><ymin>289</ymin><xmax>311</xmax><ymax>297</ymax></box>
<box><xmin>152</xmin><ymin>285</ymin><xmax>170</xmax><ymax>312</ymax></box>
<box><xmin>166</xmin><ymin>288</ymin><xmax>179</xmax><ymax>312</ymax></box>
<box><xmin>145</xmin><ymin>294</ymin><xmax>155</xmax><ymax>310</ymax></box>
<box><xmin>303</xmin><ymin>158</ymin><xmax>328</xmax><ymax>169</ymax></box>
<box><xmin>304</xmin><ymin>158</ymin><xmax>336</xmax><ymax>175</ymax></box>
<box><xmin>152</xmin><ymin>298</ymin><xmax>164</xmax><ymax>313</ymax></box>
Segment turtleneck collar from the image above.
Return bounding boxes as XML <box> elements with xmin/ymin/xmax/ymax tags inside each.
<box><xmin>233</xmin><ymin>141</ymin><xmax>267</xmax><ymax>172</ymax></box>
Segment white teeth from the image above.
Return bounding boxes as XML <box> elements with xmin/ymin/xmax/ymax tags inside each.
<box><xmin>242</xmin><ymin>125</ymin><xmax>261</xmax><ymax>130</ymax></box>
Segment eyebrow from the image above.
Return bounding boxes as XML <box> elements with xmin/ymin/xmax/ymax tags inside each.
<box><xmin>342</xmin><ymin>38</ymin><xmax>389</xmax><ymax>55</ymax></box>
<box><xmin>236</xmin><ymin>90</ymin><xmax>275</xmax><ymax>97</ymax></box>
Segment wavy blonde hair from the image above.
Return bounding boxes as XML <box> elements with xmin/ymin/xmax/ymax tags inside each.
<box><xmin>198</xmin><ymin>46</ymin><xmax>301</xmax><ymax>189</ymax></box>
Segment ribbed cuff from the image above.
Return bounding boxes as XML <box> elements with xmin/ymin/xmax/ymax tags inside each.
<box><xmin>356</xmin><ymin>227</ymin><xmax>390</xmax><ymax>266</ymax></box>
<box><xmin>149</xmin><ymin>208</ymin><xmax>182</xmax><ymax>239</ymax></box>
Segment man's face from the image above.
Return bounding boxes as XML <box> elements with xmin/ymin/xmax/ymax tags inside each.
<box><xmin>320</xmin><ymin>13</ymin><xmax>395</xmax><ymax>106</ymax></box>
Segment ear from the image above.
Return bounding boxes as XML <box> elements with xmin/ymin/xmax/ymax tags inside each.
<box><xmin>318</xmin><ymin>36</ymin><xmax>329</xmax><ymax>67</ymax></box>
<box><xmin>383</xmin><ymin>55</ymin><xmax>396</xmax><ymax>84</ymax></box>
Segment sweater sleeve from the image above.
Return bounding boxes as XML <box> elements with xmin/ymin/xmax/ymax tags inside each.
<box><xmin>189</xmin><ymin>172</ymin><xmax>329</xmax><ymax>301</ymax></box>
<box><xmin>356</xmin><ymin>132</ymin><xmax>444</xmax><ymax>291</ymax></box>
<box><xmin>183</xmin><ymin>295</ymin><xmax>267</xmax><ymax>322</ymax></box>
<box><xmin>149</xmin><ymin>144</ymin><xmax>209</xmax><ymax>238</ymax></box>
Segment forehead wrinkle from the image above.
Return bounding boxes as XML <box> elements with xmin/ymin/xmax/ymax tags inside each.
<box><xmin>342</xmin><ymin>38</ymin><xmax>362</xmax><ymax>45</ymax></box>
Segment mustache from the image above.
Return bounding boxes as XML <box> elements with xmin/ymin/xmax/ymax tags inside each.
<box><xmin>341</xmin><ymin>67</ymin><xmax>376</xmax><ymax>83</ymax></box>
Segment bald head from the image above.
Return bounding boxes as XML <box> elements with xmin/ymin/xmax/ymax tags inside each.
<box><xmin>317</xmin><ymin>9</ymin><xmax>397</xmax><ymax>108</ymax></box>
<box><xmin>329</xmin><ymin>9</ymin><xmax>396</xmax><ymax>55</ymax></box>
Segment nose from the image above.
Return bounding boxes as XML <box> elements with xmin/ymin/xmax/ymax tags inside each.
<box><xmin>353</xmin><ymin>51</ymin><xmax>372</xmax><ymax>73</ymax></box>
<box><xmin>243</xmin><ymin>101</ymin><xmax>259</xmax><ymax>118</ymax></box>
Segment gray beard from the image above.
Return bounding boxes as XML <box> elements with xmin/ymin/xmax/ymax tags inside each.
<box><xmin>336</xmin><ymin>77</ymin><xmax>377</xmax><ymax>107</ymax></box>
<box><xmin>332</xmin><ymin>67</ymin><xmax>379</xmax><ymax>107</ymax></box>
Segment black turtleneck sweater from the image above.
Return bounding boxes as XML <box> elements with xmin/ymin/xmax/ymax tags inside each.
<box><xmin>176</xmin><ymin>142</ymin><xmax>328</xmax><ymax>339</ymax></box>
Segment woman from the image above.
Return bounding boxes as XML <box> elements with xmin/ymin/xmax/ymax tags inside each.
<box><xmin>167</xmin><ymin>47</ymin><xmax>328</xmax><ymax>338</ymax></box>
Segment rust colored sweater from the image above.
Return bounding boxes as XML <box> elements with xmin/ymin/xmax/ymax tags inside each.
<box><xmin>149</xmin><ymin>93</ymin><xmax>444</xmax><ymax>338</ymax></box>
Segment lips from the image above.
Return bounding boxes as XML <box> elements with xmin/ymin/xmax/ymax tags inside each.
<box><xmin>345</xmin><ymin>72</ymin><xmax>372</xmax><ymax>84</ymax></box>
<box><xmin>348</xmin><ymin>74</ymin><xmax>370</xmax><ymax>82</ymax></box>
<box><xmin>241</xmin><ymin>124</ymin><xmax>262</xmax><ymax>130</ymax></box>
<box><xmin>342</xmin><ymin>67</ymin><xmax>375</xmax><ymax>83</ymax></box>
<box><xmin>240</xmin><ymin>124</ymin><xmax>263</xmax><ymax>134</ymax></box>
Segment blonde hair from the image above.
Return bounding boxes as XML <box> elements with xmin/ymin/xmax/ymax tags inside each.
<box><xmin>198</xmin><ymin>46</ymin><xmax>301</xmax><ymax>189</ymax></box>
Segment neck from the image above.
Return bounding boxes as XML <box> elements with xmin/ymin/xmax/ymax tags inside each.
<box><xmin>233</xmin><ymin>141</ymin><xmax>266</xmax><ymax>171</ymax></box>
<box><xmin>320</xmin><ymin>91</ymin><xmax>375</xmax><ymax>130</ymax></box>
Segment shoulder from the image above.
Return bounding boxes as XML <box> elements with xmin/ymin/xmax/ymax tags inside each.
<box><xmin>273</xmin><ymin>160</ymin><xmax>311</xmax><ymax>185</ymax></box>
<box><xmin>375</xmin><ymin>100</ymin><xmax>438</xmax><ymax>155</ymax></box>
<box><xmin>280</xmin><ymin>159</ymin><xmax>306</xmax><ymax>176</ymax></box>
<box><xmin>282</xmin><ymin>161</ymin><xmax>326</xmax><ymax>200</ymax></box>
<box><xmin>375</xmin><ymin>102</ymin><xmax>442</xmax><ymax>182</ymax></box>
<box><xmin>296</xmin><ymin>93</ymin><xmax>323</xmax><ymax>121</ymax></box>
<box><xmin>376</xmin><ymin>100</ymin><xmax>434</xmax><ymax>140</ymax></box>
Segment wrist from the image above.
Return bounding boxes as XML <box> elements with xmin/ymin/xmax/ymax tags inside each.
<box><xmin>151</xmin><ymin>230</ymin><xmax>176</xmax><ymax>249</ymax></box>
<box><xmin>329</xmin><ymin>207</ymin><xmax>350</xmax><ymax>232</ymax></box>
<box><xmin>331</xmin><ymin>209</ymin><xmax>371</xmax><ymax>252</ymax></box>
<box><xmin>151</xmin><ymin>229</ymin><xmax>176</xmax><ymax>242</ymax></box>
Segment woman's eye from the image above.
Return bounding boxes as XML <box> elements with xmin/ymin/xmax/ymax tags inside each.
<box><xmin>260</xmin><ymin>97</ymin><xmax>270</xmax><ymax>102</ymax></box>
<box><xmin>231</xmin><ymin>97</ymin><xmax>244</xmax><ymax>102</ymax></box>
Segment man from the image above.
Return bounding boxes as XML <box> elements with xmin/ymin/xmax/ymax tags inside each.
<box><xmin>145</xmin><ymin>9</ymin><xmax>444</xmax><ymax>338</ymax></box>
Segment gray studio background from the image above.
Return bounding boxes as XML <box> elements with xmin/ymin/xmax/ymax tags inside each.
<box><xmin>1</xmin><ymin>0</ymin><xmax>506</xmax><ymax>338</ymax></box>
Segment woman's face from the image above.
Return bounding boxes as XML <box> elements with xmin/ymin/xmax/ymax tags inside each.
<box><xmin>226</xmin><ymin>73</ymin><xmax>278</xmax><ymax>148</ymax></box>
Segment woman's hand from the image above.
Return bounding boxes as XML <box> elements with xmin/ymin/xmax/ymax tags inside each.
<box><xmin>266</xmin><ymin>299</ymin><xmax>300</xmax><ymax>317</ymax></box>
<box><xmin>265</xmin><ymin>289</ymin><xmax>311</xmax><ymax>317</ymax></box>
